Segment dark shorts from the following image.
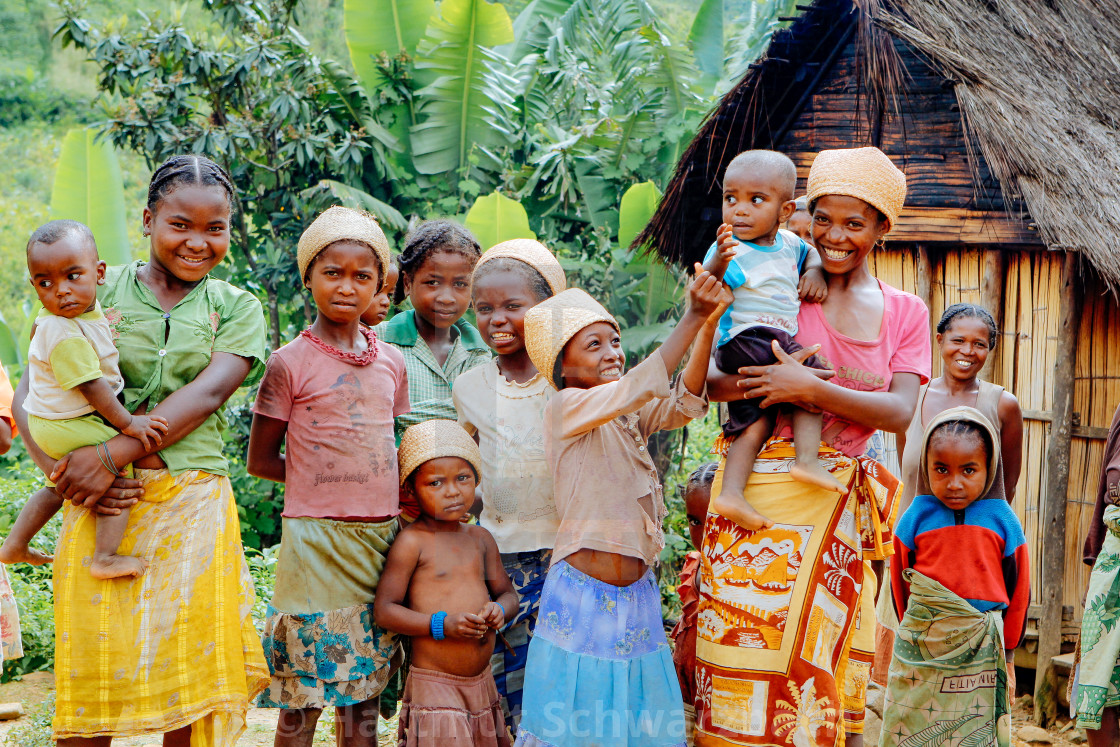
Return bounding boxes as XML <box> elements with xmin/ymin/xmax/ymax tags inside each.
<box><xmin>714</xmin><ymin>326</ymin><xmax>822</xmax><ymax>437</ymax></box>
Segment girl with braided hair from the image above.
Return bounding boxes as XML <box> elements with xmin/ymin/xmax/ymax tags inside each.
<box><xmin>11</xmin><ymin>154</ymin><xmax>270</xmax><ymax>745</ymax></box>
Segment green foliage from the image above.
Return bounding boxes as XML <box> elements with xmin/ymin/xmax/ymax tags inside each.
<box><xmin>410</xmin><ymin>0</ymin><xmax>516</xmax><ymax>183</ymax></box>
<box><xmin>344</xmin><ymin>0</ymin><xmax>435</xmax><ymax>90</ymax></box>
<box><xmin>301</xmin><ymin>179</ymin><xmax>408</xmax><ymax>232</ymax></box>
<box><xmin>50</xmin><ymin>127</ymin><xmax>132</xmax><ymax>266</ymax></box>
<box><xmin>687</xmin><ymin>0</ymin><xmax>723</xmax><ymax>88</ymax></box>
<box><xmin>0</xmin><ymin>72</ymin><xmax>88</xmax><ymax>127</ymax></box>
<box><xmin>618</xmin><ymin>180</ymin><xmax>661</xmax><ymax>251</ymax></box>
<box><xmin>0</xmin><ymin>472</ymin><xmax>63</xmax><ymax>683</ymax></box>
<box><xmin>2</xmin><ymin>694</ymin><xmax>54</xmax><ymax>746</ymax></box>
<box><xmin>464</xmin><ymin>191</ymin><xmax>536</xmax><ymax>250</ymax></box>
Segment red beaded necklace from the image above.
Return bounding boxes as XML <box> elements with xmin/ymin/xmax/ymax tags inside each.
<box><xmin>299</xmin><ymin>325</ymin><xmax>379</xmax><ymax>365</ymax></box>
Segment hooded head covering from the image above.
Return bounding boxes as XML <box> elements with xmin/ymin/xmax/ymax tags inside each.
<box><xmin>398</xmin><ymin>419</ymin><xmax>483</xmax><ymax>486</ymax></box>
<box><xmin>920</xmin><ymin>406</ymin><xmax>1001</xmax><ymax>500</ymax></box>
<box><xmin>523</xmin><ymin>288</ymin><xmax>619</xmax><ymax>390</ymax></box>
<box><xmin>473</xmin><ymin>238</ymin><xmax>567</xmax><ymax>296</ymax></box>
<box><xmin>806</xmin><ymin>147</ymin><xmax>907</xmax><ymax>231</ymax></box>
<box><xmin>297</xmin><ymin>206</ymin><xmax>391</xmax><ymax>286</ymax></box>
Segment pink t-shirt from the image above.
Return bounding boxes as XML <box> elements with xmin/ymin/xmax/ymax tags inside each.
<box><xmin>253</xmin><ymin>330</ymin><xmax>410</xmax><ymax>520</ymax></box>
<box><xmin>786</xmin><ymin>280</ymin><xmax>930</xmax><ymax>457</ymax></box>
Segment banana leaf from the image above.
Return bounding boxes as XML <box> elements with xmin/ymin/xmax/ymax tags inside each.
<box><xmin>464</xmin><ymin>191</ymin><xmax>536</xmax><ymax>250</ymax></box>
<box><xmin>688</xmin><ymin>0</ymin><xmax>724</xmax><ymax>88</ymax></box>
<box><xmin>50</xmin><ymin>127</ymin><xmax>131</xmax><ymax>266</ymax></box>
<box><xmin>343</xmin><ymin>0</ymin><xmax>435</xmax><ymax>92</ymax></box>
<box><xmin>410</xmin><ymin>0</ymin><xmax>516</xmax><ymax>177</ymax></box>
<box><xmin>618</xmin><ymin>181</ymin><xmax>661</xmax><ymax>251</ymax></box>
<box><xmin>300</xmin><ymin>180</ymin><xmax>408</xmax><ymax>232</ymax></box>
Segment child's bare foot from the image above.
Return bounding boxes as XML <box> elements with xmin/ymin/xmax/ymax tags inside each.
<box><xmin>711</xmin><ymin>491</ymin><xmax>774</xmax><ymax>531</ymax></box>
<box><xmin>89</xmin><ymin>552</ymin><xmax>147</xmax><ymax>580</ymax></box>
<box><xmin>0</xmin><ymin>542</ymin><xmax>53</xmax><ymax>566</ymax></box>
<box><xmin>790</xmin><ymin>462</ymin><xmax>847</xmax><ymax>493</ymax></box>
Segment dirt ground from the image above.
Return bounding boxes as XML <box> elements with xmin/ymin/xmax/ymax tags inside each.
<box><xmin>0</xmin><ymin>672</ymin><xmax>1088</xmax><ymax>745</ymax></box>
<box><xmin>0</xmin><ymin>672</ymin><xmax>399</xmax><ymax>746</ymax></box>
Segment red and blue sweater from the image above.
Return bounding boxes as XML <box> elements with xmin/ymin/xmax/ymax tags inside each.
<box><xmin>892</xmin><ymin>495</ymin><xmax>1030</xmax><ymax>650</ymax></box>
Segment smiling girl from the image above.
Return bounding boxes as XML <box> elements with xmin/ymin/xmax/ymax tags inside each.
<box><xmin>12</xmin><ymin>154</ymin><xmax>270</xmax><ymax>745</ymax></box>
<box><xmin>514</xmin><ymin>273</ymin><xmax>728</xmax><ymax>747</ymax></box>
<box><xmin>452</xmin><ymin>238</ymin><xmax>566</xmax><ymax>733</ymax></box>
<box><xmin>248</xmin><ymin>207</ymin><xmax>409</xmax><ymax>746</ymax></box>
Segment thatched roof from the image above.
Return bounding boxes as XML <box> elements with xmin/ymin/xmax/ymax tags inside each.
<box><xmin>877</xmin><ymin>0</ymin><xmax>1120</xmax><ymax>283</ymax></box>
<box><xmin>641</xmin><ymin>0</ymin><xmax>1120</xmax><ymax>284</ymax></box>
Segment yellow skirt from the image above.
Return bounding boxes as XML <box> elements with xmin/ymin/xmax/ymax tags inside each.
<box><xmin>52</xmin><ymin>469</ymin><xmax>269</xmax><ymax>745</ymax></box>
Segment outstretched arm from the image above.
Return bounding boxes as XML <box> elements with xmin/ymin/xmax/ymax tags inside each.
<box><xmin>679</xmin><ymin>272</ymin><xmax>731</xmax><ymax>398</ymax></box>
<box><xmin>654</xmin><ymin>267</ymin><xmax>729</xmax><ymax>379</ymax></box>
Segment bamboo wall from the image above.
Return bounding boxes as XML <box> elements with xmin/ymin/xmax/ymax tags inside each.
<box><xmin>868</xmin><ymin>246</ymin><xmax>1117</xmax><ymax>621</ymax></box>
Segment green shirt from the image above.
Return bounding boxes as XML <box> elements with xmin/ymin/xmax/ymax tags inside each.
<box><xmin>375</xmin><ymin>310</ymin><xmax>491</xmax><ymax>443</ymax></box>
<box><xmin>98</xmin><ymin>262</ymin><xmax>267</xmax><ymax>476</ymax></box>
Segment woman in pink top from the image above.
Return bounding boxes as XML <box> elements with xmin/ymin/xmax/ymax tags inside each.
<box><xmin>698</xmin><ymin>147</ymin><xmax>930</xmax><ymax>747</ymax></box>
<box><xmin>247</xmin><ymin>207</ymin><xmax>409</xmax><ymax>746</ymax></box>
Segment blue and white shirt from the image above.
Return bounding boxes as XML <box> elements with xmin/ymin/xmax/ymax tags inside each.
<box><xmin>703</xmin><ymin>228</ymin><xmax>812</xmax><ymax>346</ymax></box>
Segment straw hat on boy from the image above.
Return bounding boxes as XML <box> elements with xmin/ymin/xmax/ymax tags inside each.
<box><xmin>297</xmin><ymin>205</ymin><xmax>391</xmax><ymax>283</ymax></box>
<box><xmin>805</xmin><ymin>146</ymin><xmax>907</xmax><ymax>231</ymax></box>
<box><xmin>523</xmin><ymin>288</ymin><xmax>619</xmax><ymax>390</ymax></box>
<box><xmin>398</xmin><ymin>419</ymin><xmax>484</xmax><ymax>486</ymax></box>
<box><xmin>473</xmin><ymin>238</ymin><xmax>567</xmax><ymax>295</ymax></box>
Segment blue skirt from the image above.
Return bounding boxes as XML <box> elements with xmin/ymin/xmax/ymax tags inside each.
<box><xmin>515</xmin><ymin>561</ymin><xmax>686</xmax><ymax>747</ymax></box>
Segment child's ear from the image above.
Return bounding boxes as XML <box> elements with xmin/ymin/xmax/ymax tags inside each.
<box><xmin>96</xmin><ymin>260</ymin><xmax>107</xmax><ymax>285</ymax></box>
<box><xmin>779</xmin><ymin>199</ymin><xmax>797</xmax><ymax>225</ymax></box>
<box><xmin>141</xmin><ymin>207</ymin><xmax>152</xmax><ymax>237</ymax></box>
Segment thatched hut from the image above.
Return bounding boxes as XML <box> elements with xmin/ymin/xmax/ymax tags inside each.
<box><xmin>640</xmin><ymin>0</ymin><xmax>1120</xmax><ymax>720</ymax></box>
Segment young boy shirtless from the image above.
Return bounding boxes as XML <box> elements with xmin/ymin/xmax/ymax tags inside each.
<box><xmin>375</xmin><ymin>419</ymin><xmax>518</xmax><ymax>747</ymax></box>
<box><xmin>704</xmin><ymin>150</ymin><xmax>845</xmax><ymax>533</ymax></box>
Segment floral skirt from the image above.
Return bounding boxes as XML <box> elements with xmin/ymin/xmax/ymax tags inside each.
<box><xmin>0</xmin><ymin>565</ymin><xmax>22</xmax><ymax>661</ymax></box>
<box><xmin>492</xmin><ymin>548</ymin><xmax>550</xmax><ymax>731</ymax></box>
<box><xmin>515</xmin><ymin>561</ymin><xmax>686</xmax><ymax>747</ymax></box>
<box><xmin>52</xmin><ymin>469</ymin><xmax>268</xmax><ymax>745</ymax></box>
<box><xmin>1076</xmin><ymin>505</ymin><xmax>1120</xmax><ymax>729</ymax></box>
<box><xmin>258</xmin><ymin>515</ymin><xmax>399</xmax><ymax>709</ymax></box>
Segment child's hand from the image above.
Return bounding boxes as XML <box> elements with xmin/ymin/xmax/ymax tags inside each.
<box><xmin>443</xmin><ymin>611</ymin><xmax>489</xmax><ymax>640</ymax></box>
<box><xmin>479</xmin><ymin>601</ymin><xmax>506</xmax><ymax>629</ymax></box>
<box><xmin>122</xmin><ymin>415</ymin><xmax>169</xmax><ymax>450</ymax></box>
<box><xmin>798</xmin><ymin>267</ymin><xmax>828</xmax><ymax>303</ymax></box>
<box><xmin>709</xmin><ymin>223</ymin><xmax>738</xmax><ymax>279</ymax></box>
<box><xmin>689</xmin><ymin>264</ymin><xmax>733</xmax><ymax>323</ymax></box>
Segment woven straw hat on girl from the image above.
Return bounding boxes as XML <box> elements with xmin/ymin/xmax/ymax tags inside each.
<box><xmin>473</xmin><ymin>238</ymin><xmax>567</xmax><ymax>295</ymax></box>
<box><xmin>398</xmin><ymin>419</ymin><xmax>484</xmax><ymax>486</ymax></box>
<box><xmin>805</xmin><ymin>147</ymin><xmax>907</xmax><ymax>230</ymax></box>
<box><xmin>297</xmin><ymin>206</ymin><xmax>391</xmax><ymax>284</ymax></box>
<box><xmin>524</xmin><ymin>288</ymin><xmax>619</xmax><ymax>390</ymax></box>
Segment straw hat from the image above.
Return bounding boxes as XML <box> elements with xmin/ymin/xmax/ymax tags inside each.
<box><xmin>805</xmin><ymin>147</ymin><xmax>907</xmax><ymax>230</ymax></box>
<box><xmin>474</xmin><ymin>238</ymin><xmax>567</xmax><ymax>295</ymax></box>
<box><xmin>297</xmin><ymin>206</ymin><xmax>391</xmax><ymax>283</ymax></box>
<box><xmin>398</xmin><ymin>419</ymin><xmax>483</xmax><ymax>486</ymax></box>
<box><xmin>524</xmin><ymin>288</ymin><xmax>619</xmax><ymax>390</ymax></box>
<box><xmin>919</xmin><ymin>406</ymin><xmax>1000</xmax><ymax>499</ymax></box>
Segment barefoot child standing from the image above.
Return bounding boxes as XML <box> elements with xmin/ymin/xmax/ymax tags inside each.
<box><xmin>880</xmin><ymin>406</ymin><xmax>1029</xmax><ymax>746</ymax></box>
<box><xmin>453</xmin><ymin>238</ymin><xmax>566</xmax><ymax>732</ymax></box>
<box><xmin>703</xmin><ymin>150</ymin><xmax>842</xmax><ymax>534</ymax></box>
<box><xmin>376</xmin><ymin>419</ymin><xmax>517</xmax><ymax>747</ymax></box>
<box><xmin>0</xmin><ymin>219</ymin><xmax>167</xmax><ymax>579</ymax></box>
<box><xmin>514</xmin><ymin>270</ymin><xmax>728</xmax><ymax>747</ymax></box>
<box><xmin>248</xmin><ymin>206</ymin><xmax>409</xmax><ymax>745</ymax></box>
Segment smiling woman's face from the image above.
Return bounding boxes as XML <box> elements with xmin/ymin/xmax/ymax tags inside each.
<box><xmin>810</xmin><ymin>194</ymin><xmax>889</xmax><ymax>276</ymax></box>
<box><xmin>937</xmin><ymin>315</ymin><xmax>992</xmax><ymax>383</ymax></box>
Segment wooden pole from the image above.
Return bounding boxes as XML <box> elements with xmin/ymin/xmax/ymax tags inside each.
<box><xmin>981</xmin><ymin>249</ymin><xmax>1006</xmax><ymax>330</ymax></box>
<box><xmin>1033</xmin><ymin>250</ymin><xmax>1081</xmax><ymax>726</ymax></box>
<box><xmin>916</xmin><ymin>245</ymin><xmax>933</xmax><ymax>314</ymax></box>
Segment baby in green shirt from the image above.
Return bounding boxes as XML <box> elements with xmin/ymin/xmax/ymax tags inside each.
<box><xmin>0</xmin><ymin>220</ymin><xmax>166</xmax><ymax>579</ymax></box>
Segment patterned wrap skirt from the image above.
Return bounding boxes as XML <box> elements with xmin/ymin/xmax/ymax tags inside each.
<box><xmin>1075</xmin><ymin>504</ymin><xmax>1120</xmax><ymax>729</ymax></box>
<box><xmin>0</xmin><ymin>565</ymin><xmax>22</xmax><ymax>661</ymax></box>
<box><xmin>515</xmin><ymin>561</ymin><xmax>687</xmax><ymax>747</ymax></box>
<box><xmin>258</xmin><ymin>514</ymin><xmax>399</xmax><ymax>709</ymax></box>
<box><xmin>492</xmin><ymin>548</ymin><xmax>550</xmax><ymax>732</ymax></box>
<box><xmin>52</xmin><ymin>469</ymin><xmax>269</xmax><ymax>745</ymax></box>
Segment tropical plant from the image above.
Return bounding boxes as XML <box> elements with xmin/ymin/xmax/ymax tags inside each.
<box><xmin>50</xmin><ymin>127</ymin><xmax>132</xmax><ymax>266</ymax></box>
<box><xmin>54</xmin><ymin>0</ymin><xmax>403</xmax><ymax>347</ymax></box>
<box><xmin>464</xmin><ymin>191</ymin><xmax>536</xmax><ymax>250</ymax></box>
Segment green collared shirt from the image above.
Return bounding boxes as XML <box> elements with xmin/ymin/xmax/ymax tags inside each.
<box><xmin>375</xmin><ymin>310</ymin><xmax>491</xmax><ymax>443</ymax></box>
<box><xmin>98</xmin><ymin>262</ymin><xmax>267</xmax><ymax>475</ymax></box>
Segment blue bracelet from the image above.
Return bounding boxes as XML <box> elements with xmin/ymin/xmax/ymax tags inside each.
<box><xmin>495</xmin><ymin>601</ymin><xmax>506</xmax><ymax>622</ymax></box>
<box><xmin>430</xmin><ymin>611</ymin><xmax>448</xmax><ymax>641</ymax></box>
